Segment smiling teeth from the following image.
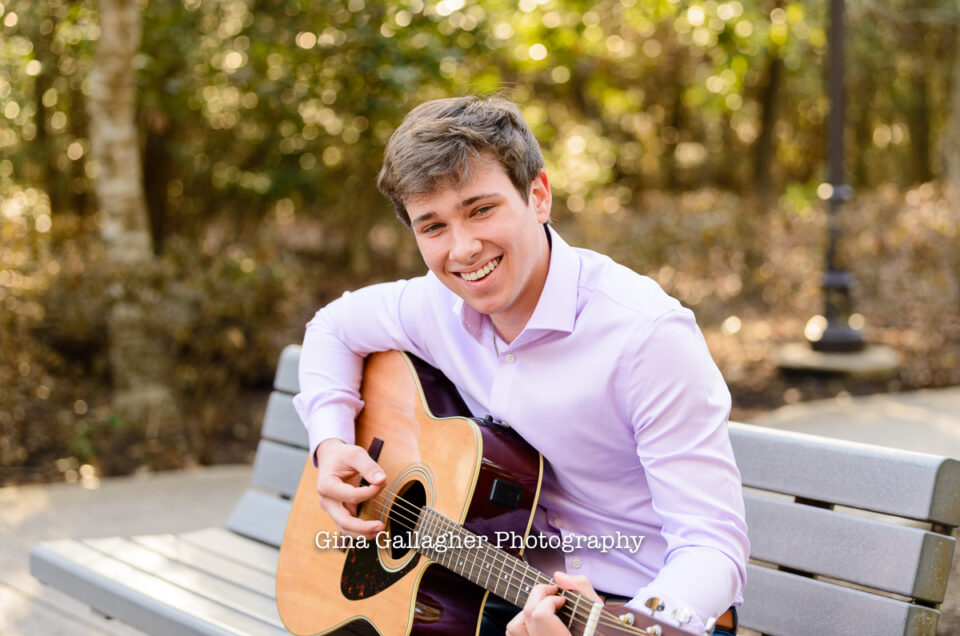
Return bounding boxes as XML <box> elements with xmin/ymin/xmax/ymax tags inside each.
<box><xmin>459</xmin><ymin>257</ymin><xmax>501</xmax><ymax>282</ymax></box>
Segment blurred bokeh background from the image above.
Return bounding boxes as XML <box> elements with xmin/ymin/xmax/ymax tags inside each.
<box><xmin>1</xmin><ymin>0</ymin><xmax>958</xmax><ymax>485</ymax></box>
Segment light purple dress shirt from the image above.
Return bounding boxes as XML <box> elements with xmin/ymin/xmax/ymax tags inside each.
<box><xmin>294</xmin><ymin>227</ymin><xmax>749</xmax><ymax>633</ymax></box>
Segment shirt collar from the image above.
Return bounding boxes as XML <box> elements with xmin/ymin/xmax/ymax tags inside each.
<box><xmin>453</xmin><ymin>225</ymin><xmax>580</xmax><ymax>343</ymax></box>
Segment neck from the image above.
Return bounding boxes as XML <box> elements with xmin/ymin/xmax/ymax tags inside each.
<box><xmin>491</xmin><ymin>227</ymin><xmax>552</xmax><ymax>344</ymax></box>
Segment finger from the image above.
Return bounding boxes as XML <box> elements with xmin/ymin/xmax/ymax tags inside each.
<box><xmin>531</xmin><ymin>594</ymin><xmax>566</xmax><ymax>617</ymax></box>
<box><xmin>527</xmin><ymin>597</ymin><xmax>569</xmax><ymax>636</ymax></box>
<box><xmin>553</xmin><ymin>571</ymin><xmax>601</xmax><ymax>604</ymax></box>
<box><xmin>321</xmin><ymin>497</ymin><xmax>383</xmax><ymax>534</ymax></box>
<box><xmin>523</xmin><ymin>584</ymin><xmax>559</xmax><ymax>613</ymax></box>
<box><xmin>505</xmin><ymin>610</ymin><xmax>529</xmax><ymax>636</ymax></box>
<box><xmin>318</xmin><ymin>499</ymin><xmax>385</xmax><ymax>538</ymax></box>
<box><xmin>344</xmin><ymin>446</ymin><xmax>387</xmax><ymax>485</ymax></box>
<box><xmin>317</xmin><ymin>477</ymin><xmax>385</xmax><ymax>505</ymax></box>
<box><xmin>336</xmin><ymin>514</ymin><xmax>385</xmax><ymax>538</ymax></box>
<box><xmin>530</xmin><ymin>595</ymin><xmax>567</xmax><ymax>621</ymax></box>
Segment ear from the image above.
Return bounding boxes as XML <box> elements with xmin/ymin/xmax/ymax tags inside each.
<box><xmin>530</xmin><ymin>169</ymin><xmax>552</xmax><ymax>224</ymax></box>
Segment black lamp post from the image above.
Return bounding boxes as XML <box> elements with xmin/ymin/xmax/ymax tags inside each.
<box><xmin>811</xmin><ymin>0</ymin><xmax>865</xmax><ymax>353</ymax></box>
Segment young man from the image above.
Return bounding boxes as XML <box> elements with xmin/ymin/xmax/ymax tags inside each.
<box><xmin>294</xmin><ymin>96</ymin><xmax>749</xmax><ymax>635</ymax></box>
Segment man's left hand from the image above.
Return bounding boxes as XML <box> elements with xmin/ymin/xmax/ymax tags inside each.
<box><xmin>505</xmin><ymin>571</ymin><xmax>602</xmax><ymax>636</ymax></box>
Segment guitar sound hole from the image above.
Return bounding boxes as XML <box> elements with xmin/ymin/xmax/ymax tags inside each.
<box><xmin>387</xmin><ymin>480</ymin><xmax>426</xmax><ymax>560</ymax></box>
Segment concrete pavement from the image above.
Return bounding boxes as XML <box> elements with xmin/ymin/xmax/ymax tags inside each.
<box><xmin>748</xmin><ymin>386</ymin><xmax>960</xmax><ymax>457</ymax></box>
<box><xmin>0</xmin><ymin>465</ymin><xmax>251</xmax><ymax>635</ymax></box>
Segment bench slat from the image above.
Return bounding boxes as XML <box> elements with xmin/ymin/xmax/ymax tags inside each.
<box><xmin>131</xmin><ymin>534</ymin><xmax>276</xmax><ymax>597</ymax></box>
<box><xmin>274</xmin><ymin>344</ymin><xmax>300</xmax><ymax>394</ymax></box>
<box><xmin>730</xmin><ymin>422</ymin><xmax>960</xmax><ymax>526</ymax></box>
<box><xmin>262</xmin><ymin>392</ymin><xmax>309</xmax><ymax>449</ymax></box>
<box><xmin>179</xmin><ymin>528</ymin><xmax>278</xmax><ymax>574</ymax></box>
<box><xmin>251</xmin><ymin>440</ymin><xmax>309</xmax><ymax>498</ymax></box>
<box><xmin>745</xmin><ymin>492</ymin><xmax>955</xmax><ymax>603</ymax></box>
<box><xmin>226</xmin><ymin>490</ymin><xmax>292</xmax><ymax>548</ymax></box>
<box><xmin>740</xmin><ymin>564</ymin><xmax>939</xmax><ymax>636</ymax></box>
<box><xmin>30</xmin><ymin>539</ymin><xmax>287</xmax><ymax>636</ymax></box>
<box><xmin>83</xmin><ymin>537</ymin><xmax>280</xmax><ymax>626</ymax></box>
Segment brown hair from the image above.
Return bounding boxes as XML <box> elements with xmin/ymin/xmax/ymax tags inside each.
<box><xmin>376</xmin><ymin>95</ymin><xmax>545</xmax><ymax>227</ymax></box>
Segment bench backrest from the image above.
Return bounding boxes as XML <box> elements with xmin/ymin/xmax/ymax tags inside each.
<box><xmin>731</xmin><ymin>423</ymin><xmax>959</xmax><ymax>635</ymax></box>
<box><xmin>233</xmin><ymin>345</ymin><xmax>959</xmax><ymax>636</ymax></box>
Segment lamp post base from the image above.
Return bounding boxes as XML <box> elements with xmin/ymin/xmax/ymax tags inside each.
<box><xmin>776</xmin><ymin>342</ymin><xmax>899</xmax><ymax>378</ymax></box>
<box><xmin>811</xmin><ymin>324</ymin><xmax>866</xmax><ymax>353</ymax></box>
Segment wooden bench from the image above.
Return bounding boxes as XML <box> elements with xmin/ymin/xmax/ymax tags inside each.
<box><xmin>30</xmin><ymin>345</ymin><xmax>960</xmax><ymax>635</ymax></box>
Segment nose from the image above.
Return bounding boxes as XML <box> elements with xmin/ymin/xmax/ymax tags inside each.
<box><xmin>449</xmin><ymin>225</ymin><xmax>482</xmax><ymax>264</ymax></box>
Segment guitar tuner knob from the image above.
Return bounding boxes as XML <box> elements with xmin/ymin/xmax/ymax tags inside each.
<box><xmin>704</xmin><ymin>617</ymin><xmax>716</xmax><ymax>633</ymax></box>
<box><xmin>644</xmin><ymin>596</ymin><xmax>665</xmax><ymax>613</ymax></box>
<box><xmin>672</xmin><ymin>606</ymin><xmax>692</xmax><ymax>624</ymax></box>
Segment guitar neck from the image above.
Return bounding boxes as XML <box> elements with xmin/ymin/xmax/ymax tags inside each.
<box><xmin>414</xmin><ymin>507</ymin><xmax>689</xmax><ymax>636</ymax></box>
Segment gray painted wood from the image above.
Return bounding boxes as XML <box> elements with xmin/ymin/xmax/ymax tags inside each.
<box><xmin>130</xmin><ymin>534</ymin><xmax>276</xmax><ymax>598</ymax></box>
<box><xmin>30</xmin><ymin>540</ymin><xmax>287</xmax><ymax>636</ymax></box>
<box><xmin>225</xmin><ymin>490</ymin><xmax>292</xmax><ymax>548</ymax></box>
<box><xmin>274</xmin><ymin>344</ymin><xmax>300</xmax><ymax>394</ymax></box>
<box><xmin>739</xmin><ymin>564</ymin><xmax>940</xmax><ymax>636</ymax></box>
<box><xmin>250</xmin><ymin>440</ymin><xmax>309</xmax><ymax>498</ymax></box>
<box><xmin>730</xmin><ymin>422</ymin><xmax>960</xmax><ymax>525</ymax></box>
<box><xmin>262</xmin><ymin>392</ymin><xmax>309</xmax><ymax>449</ymax></box>
<box><xmin>83</xmin><ymin>536</ymin><xmax>281</xmax><ymax>627</ymax></box>
<box><xmin>179</xmin><ymin>528</ymin><xmax>279</xmax><ymax>574</ymax></box>
<box><xmin>744</xmin><ymin>492</ymin><xmax>955</xmax><ymax>602</ymax></box>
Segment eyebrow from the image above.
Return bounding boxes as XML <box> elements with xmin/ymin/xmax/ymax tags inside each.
<box><xmin>410</xmin><ymin>192</ymin><xmax>500</xmax><ymax>226</ymax></box>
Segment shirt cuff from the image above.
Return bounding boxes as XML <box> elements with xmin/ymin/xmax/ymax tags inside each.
<box><xmin>302</xmin><ymin>403</ymin><xmax>360</xmax><ymax>466</ymax></box>
<box><xmin>626</xmin><ymin>548</ymin><xmax>742</xmax><ymax>634</ymax></box>
<box><xmin>625</xmin><ymin>591</ymin><xmax>707</xmax><ymax>634</ymax></box>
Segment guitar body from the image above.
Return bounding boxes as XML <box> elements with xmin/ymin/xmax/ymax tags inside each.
<box><xmin>277</xmin><ymin>351</ymin><xmax>544</xmax><ymax>635</ymax></box>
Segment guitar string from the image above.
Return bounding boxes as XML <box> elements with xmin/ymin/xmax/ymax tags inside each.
<box><xmin>421</xmin><ymin>506</ymin><xmax>656</xmax><ymax>636</ymax></box>
<box><xmin>417</xmin><ymin>506</ymin><xmax>650</xmax><ymax>636</ymax></box>
<box><xmin>415</xmin><ymin>505</ymin><xmax>605</xmax><ymax>636</ymax></box>
<box><xmin>359</xmin><ymin>491</ymin><xmax>650</xmax><ymax>636</ymax></box>
<box><xmin>347</xmin><ymin>487</ymin><xmax>653</xmax><ymax>636</ymax></box>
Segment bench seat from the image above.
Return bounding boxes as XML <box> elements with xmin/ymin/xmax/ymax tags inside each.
<box><xmin>30</xmin><ymin>345</ymin><xmax>960</xmax><ymax>635</ymax></box>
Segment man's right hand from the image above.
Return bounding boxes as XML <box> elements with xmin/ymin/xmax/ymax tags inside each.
<box><xmin>314</xmin><ymin>438</ymin><xmax>387</xmax><ymax>539</ymax></box>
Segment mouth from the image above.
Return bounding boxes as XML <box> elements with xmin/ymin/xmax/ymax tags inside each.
<box><xmin>457</xmin><ymin>257</ymin><xmax>501</xmax><ymax>282</ymax></box>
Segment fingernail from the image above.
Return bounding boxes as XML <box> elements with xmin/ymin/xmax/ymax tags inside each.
<box><xmin>373</xmin><ymin>471</ymin><xmax>385</xmax><ymax>482</ymax></box>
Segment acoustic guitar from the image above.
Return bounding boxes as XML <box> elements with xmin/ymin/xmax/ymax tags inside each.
<box><xmin>276</xmin><ymin>350</ymin><xmax>697</xmax><ymax>636</ymax></box>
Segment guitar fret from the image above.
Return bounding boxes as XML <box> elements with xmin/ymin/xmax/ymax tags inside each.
<box><xmin>413</xmin><ymin>506</ymin><xmax>607</xmax><ymax>635</ymax></box>
<box><xmin>567</xmin><ymin>593</ymin><xmax>581</xmax><ymax>630</ymax></box>
<box><xmin>509</xmin><ymin>550</ymin><xmax>522</xmax><ymax>605</ymax></box>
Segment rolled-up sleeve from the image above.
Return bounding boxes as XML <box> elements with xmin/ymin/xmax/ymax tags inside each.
<box><xmin>620</xmin><ymin>308</ymin><xmax>749</xmax><ymax>630</ymax></box>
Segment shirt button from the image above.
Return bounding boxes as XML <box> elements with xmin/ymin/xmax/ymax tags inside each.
<box><xmin>571</xmin><ymin>558</ymin><xmax>582</xmax><ymax>569</ymax></box>
<box><xmin>553</xmin><ymin>518</ymin><xmax>563</xmax><ymax>528</ymax></box>
<box><xmin>505</xmin><ymin>353</ymin><xmax>516</xmax><ymax>363</ymax></box>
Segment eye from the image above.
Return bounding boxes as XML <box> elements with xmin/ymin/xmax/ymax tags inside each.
<box><xmin>473</xmin><ymin>205</ymin><xmax>493</xmax><ymax>217</ymax></box>
<box><xmin>418</xmin><ymin>223</ymin><xmax>443</xmax><ymax>235</ymax></box>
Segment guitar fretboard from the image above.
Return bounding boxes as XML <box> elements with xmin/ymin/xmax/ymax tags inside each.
<box><xmin>413</xmin><ymin>506</ymin><xmax>600</xmax><ymax>635</ymax></box>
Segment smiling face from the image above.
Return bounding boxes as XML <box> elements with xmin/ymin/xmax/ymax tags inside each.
<box><xmin>406</xmin><ymin>158</ymin><xmax>552</xmax><ymax>343</ymax></box>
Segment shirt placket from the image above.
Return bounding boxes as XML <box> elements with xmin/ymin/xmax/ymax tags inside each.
<box><xmin>488</xmin><ymin>332</ymin><xmax>519</xmax><ymax>427</ymax></box>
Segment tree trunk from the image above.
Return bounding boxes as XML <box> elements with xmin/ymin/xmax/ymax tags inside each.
<box><xmin>87</xmin><ymin>0</ymin><xmax>188</xmax><ymax>461</ymax></box>
<box><xmin>32</xmin><ymin>10</ymin><xmax>63</xmax><ymax>215</ymax></box>
<box><xmin>754</xmin><ymin>53</ymin><xmax>782</xmax><ymax>200</ymax></box>
<box><xmin>87</xmin><ymin>0</ymin><xmax>152</xmax><ymax>263</ymax></box>
<box><xmin>943</xmin><ymin>9</ymin><xmax>960</xmax><ymax>199</ymax></box>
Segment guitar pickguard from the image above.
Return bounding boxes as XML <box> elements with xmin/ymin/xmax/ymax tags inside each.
<box><xmin>341</xmin><ymin>540</ymin><xmax>420</xmax><ymax>600</ymax></box>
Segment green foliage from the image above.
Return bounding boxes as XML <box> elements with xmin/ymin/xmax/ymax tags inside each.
<box><xmin>0</xmin><ymin>184</ymin><xmax>363</xmax><ymax>484</ymax></box>
<box><xmin>2</xmin><ymin>0</ymin><xmax>960</xmax><ymax>483</ymax></box>
<box><xmin>3</xmin><ymin>0</ymin><xmax>958</xmax><ymax>234</ymax></box>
